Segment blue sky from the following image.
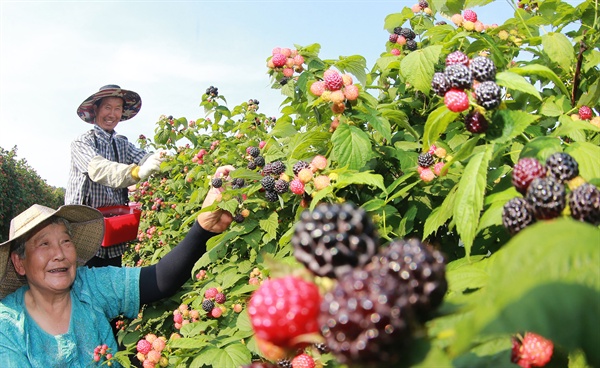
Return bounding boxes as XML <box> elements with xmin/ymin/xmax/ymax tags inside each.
<box><xmin>0</xmin><ymin>0</ymin><xmax>517</xmax><ymax>188</ymax></box>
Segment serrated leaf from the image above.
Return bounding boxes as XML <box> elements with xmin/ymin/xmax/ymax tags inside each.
<box><xmin>218</xmin><ymin>198</ymin><xmax>239</xmax><ymax>215</ymax></box>
<box><xmin>566</xmin><ymin>142</ymin><xmax>600</xmax><ymax>180</ymax></box>
<box><xmin>400</xmin><ymin>45</ymin><xmax>443</xmax><ymax>93</ymax></box>
<box><xmin>423</xmin><ymin>185</ymin><xmax>458</xmax><ymax>239</ymax></box>
<box><xmin>509</xmin><ymin>64</ymin><xmax>569</xmax><ymax>96</ymax></box>
<box><xmin>336</xmin><ymin>171</ymin><xmax>386</xmax><ymax>192</ymax></box>
<box><xmin>453</xmin><ymin>144</ymin><xmax>493</xmax><ymax>258</ymax></box>
<box><xmin>552</xmin><ymin>115</ymin><xmax>600</xmax><ymax>141</ymax></box>
<box><xmin>270</xmin><ymin>120</ymin><xmax>299</xmax><ymax>138</ymax></box>
<box><xmin>259</xmin><ymin>211</ymin><xmax>278</xmax><ymax>243</ymax></box>
<box><xmin>489</xmin><ymin>109</ymin><xmax>540</xmax><ymax>143</ymax></box>
<box><xmin>452</xmin><ymin>219</ymin><xmax>600</xmax><ymax>367</ymax></box>
<box><xmin>423</xmin><ymin>105</ymin><xmax>460</xmax><ymax>151</ymax></box>
<box><xmin>364</xmin><ymin>105</ymin><xmax>392</xmax><ymax>142</ymax></box>
<box><xmin>519</xmin><ymin>136</ymin><xmax>563</xmax><ymax>162</ymax></box>
<box><xmin>542</xmin><ymin>32</ymin><xmax>574</xmax><ymax>68</ymax></box>
<box><xmin>287</xmin><ymin>131</ymin><xmax>331</xmax><ymax>161</ymax></box>
<box><xmin>331</xmin><ymin>123</ymin><xmax>373</xmax><ymax>170</ymax></box>
<box><xmin>496</xmin><ymin>71</ymin><xmax>542</xmax><ymax>101</ymax></box>
<box><xmin>578</xmin><ymin>82</ymin><xmax>600</xmax><ymax>108</ymax></box>
<box><xmin>170</xmin><ymin>336</ymin><xmax>210</xmax><ymax>349</ymax></box>
<box><xmin>191</xmin><ymin>344</ymin><xmax>252</xmax><ymax>368</ymax></box>
<box><xmin>334</xmin><ymin>55</ymin><xmax>367</xmax><ymax>86</ymax></box>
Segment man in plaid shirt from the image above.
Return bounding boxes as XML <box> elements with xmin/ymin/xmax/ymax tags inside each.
<box><xmin>65</xmin><ymin>85</ymin><xmax>164</xmax><ymax>267</ymax></box>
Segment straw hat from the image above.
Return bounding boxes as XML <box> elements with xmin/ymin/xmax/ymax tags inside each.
<box><xmin>0</xmin><ymin>204</ymin><xmax>104</xmax><ymax>298</ymax></box>
<box><xmin>77</xmin><ymin>84</ymin><xmax>142</xmax><ymax>124</ymax></box>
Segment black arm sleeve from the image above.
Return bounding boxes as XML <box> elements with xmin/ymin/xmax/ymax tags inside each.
<box><xmin>139</xmin><ymin>220</ymin><xmax>216</xmax><ymax>305</ymax></box>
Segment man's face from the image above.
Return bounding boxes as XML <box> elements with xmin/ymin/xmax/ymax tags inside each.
<box><xmin>93</xmin><ymin>96</ymin><xmax>124</xmax><ymax>132</ymax></box>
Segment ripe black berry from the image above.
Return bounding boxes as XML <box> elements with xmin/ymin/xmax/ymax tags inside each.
<box><xmin>464</xmin><ymin>110</ymin><xmax>489</xmax><ymax>134</ymax></box>
<box><xmin>314</xmin><ymin>343</ymin><xmax>330</xmax><ymax>354</ymax></box>
<box><xmin>262</xmin><ymin>162</ymin><xmax>274</xmax><ymax>176</ymax></box>
<box><xmin>265</xmin><ymin>190</ymin><xmax>279</xmax><ymax>202</ymax></box>
<box><xmin>475</xmin><ymin>81</ymin><xmax>501</xmax><ymax>110</ymax></box>
<box><xmin>211</xmin><ymin>178</ymin><xmax>223</xmax><ymax>188</ymax></box>
<box><xmin>202</xmin><ymin>299</ymin><xmax>215</xmax><ymax>313</ymax></box>
<box><xmin>247</xmin><ymin>161</ymin><xmax>257</xmax><ymax>170</ymax></box>
<box><xmin>512</xmin><ymin>157</ymin><xmax>546</xmax><ymax>195</ymax></box>
<box><xmin>232</xmin><ymin>178</ymin><xmax>245</xmax><ymax>189</ymax></box>
<box><xmin>369</xmin><ymin>238</ymin><xmax>447</xmax><ymax>322</ymax></box>
<box><xmin>276</xmin><ymin>359</ymin><xmax>292</xmax><ymax>368</ymax></box>
<box><xmin>393</xmin><ymin>26</ymin><xmax>403</xmax><ymax>35</ymax></box>
<box><xmin>526</xmin><ymin>177</ymin><xmax>566</xmax><ymax>220</ymax></box>
<box><xmin>545</xmin><ymin>152</ymin><xmax>579</xmax><ymax>182</ymax></box>
<box><xmin>319</xmin><ymin>267</ymin><xmax>414</xmax><ymax>366</ymax></box>
<box><xmin>293</xmin><ymin>160</ymin><xmax>310</xmax><ymax>176</ymax></box>
<box><xmin>406</xmin><ymin>39</ymin><xmax>418</xmax><ymax>51</ymax></box>
<box><xmin>418</xmin><ymin>152</ymin><xmax>435</xmax><ymax>168</ymax></box>
<box><xmin>254</xmin><ymin>156</ymin><xmax>265</xmax><ymax>167</ymax></box>
<box><xmin>400</xmin><ymin>28</ymin><xmax>416</xmax><ymax>40</ymax></box>
<box><xmin>248</xmin><ymin>146</ymin><xmax>260</xmax><ymax>158</ymax></box>
<box><xmin>419</xmin><ymin>0</ymin><xmax>429</xmax><ymax>8</ymax></box>
<box><xmin>431</xmin><ymin>72</ymin><xmax>451</xmax><ymax>97</ymax></box>
<box><xmin>205</xmin><ymin>86</ymin><xmax>218</xmax><ymax>97</ymax></box>
<box><xmin>470</xmin><ymin>56</ymin><xmax>497</xmax><ymax>82</ymax></box>
<box><xmin>502</xmin><ymin>197</ymin><xmax>535</xmax><ymax>235</ymax></box>
<box><xmin>568</xmin><ymin>183</ymin><xmax>600</xmax><ymax>225</ymax></box>
<box><xmin>270</xmin><ymin>161</ymin><xmax>286</xmax><ymax>175</ymax></box>
<box><xmin>444</xmin><ymin>64</ymin><xmax>472</xmax><ymax>90</ymax></box>
<box><xmin>274</xmin><ymin>179</ymin><xmax>289</xmax><ymax>194</ymax></box>
<box><xmin>292</xmin><ymin>202</ymin><xmax>379</xmax><ymax>278</ymax></box>
<box><xmin>261</xmin><ymin>176</ymin><xmax>276</xmax><ymax>191</ymax></box>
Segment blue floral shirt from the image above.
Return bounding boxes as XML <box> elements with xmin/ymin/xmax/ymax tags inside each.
<box><xmin>0</xmin><ymin>266</ymin><xmax>140</xmax><ymax>367</ymax></box>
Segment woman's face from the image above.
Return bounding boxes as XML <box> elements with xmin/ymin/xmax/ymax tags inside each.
<box><xmin>11</xmin><ymin>223</ymin><xmax>78</xmax><ymax>295</ymax></box>
<box><xmin>93</xmin><ymin>96</ymin><xmax>124</xmax><ymax>132</ymax></box>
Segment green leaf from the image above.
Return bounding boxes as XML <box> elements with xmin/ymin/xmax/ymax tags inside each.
<box><xmin>578</xmin><ymin>82</ymin><xmax>600</xmax><ymax>109</ymax></box>
<box><xmin>331</xmin><ymin>123</ymin><xmax>373</xmax><ymax>170</ymax></box>
<box><xmin>365</xmin><ymin>106</ymin><xmax>392</xmax><ymax>142</ymax></box>
<box><xmin>287</xmin><ymin>131</ymin><xmax>331</xmax><ymax>161</ymax></box>
<box><xmin>452</xmin><ymin>219</ymin><xmax>600</xmax><ymax>366</ymax></box>
<box><xmin>453</xmin><ymin>144</ymin><xmax>493</xmax><ymax>258</ymax></box>
<box><xmin>566</xmin><ymin>142</ymin><xmax>600</xmax><ymax>180</ymax></box>
<box><xmin>191</xmin><ymin>344</ymin><xmax>252</xmax><ymax>368</ymax></box>
<box><xmin>334</xmin><ymin>55</ymin><xmax>367</xmax><ymax>86</ymax></box>
<box><xmin>270</xmin><ymin>120</ymin><xmax>299</xmax><ymax>138</ymax></box>
<box><xmin>170</xmin><ymin>337</ymin><xmax>209</xmax><ymax>349</ymax></box>
<box><xmin>489</xmin><ymin>109</ymin><xmax>540</xmax><ymax>143</ymax></box>
<box><xmin>495</xmin><ymin>71</ymin><xmax>542</xmax><ymax>101</ymax></box>
<box><xmin>423</xmin><ymin>185</ymin><xmax>458</xmax><ymax>239</ymax></box>
<box><xmin>259</xmin><ymin>211</ymin><xmax>278</xmax><ymax>243</ymax></box>
<box><xmin>542</xmin><ymin>32</ymin><xmax>575</xmax><ymax>68</ymax></box>
<box><xmin>509</xmin><ymin>64</ymin><xmax>569</xmax><ymax>96</ymax></box>
<box><xmin>336</xmin><ymin>171</ymin><xmax>386</xmax><ymax>192</ymax></box>
<box><xmin>519</xmin><ymin>136</ymin><xmax>563</xmax><ymax>162</ymax></box>
<box><xmin>423</xmin><ymin>105</ymin><xmax>460</xmax><ymax>151</ymax></box>
<box><xmin>400</xmin><ymin>45</ymin><xmax>443</xmax><ymax>93</ymax></box>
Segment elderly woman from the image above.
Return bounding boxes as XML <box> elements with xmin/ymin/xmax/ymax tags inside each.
<box><xmin>0</xmin><ymin>166</ymin><xmax>235</xmax><ymax>367</ymax></box>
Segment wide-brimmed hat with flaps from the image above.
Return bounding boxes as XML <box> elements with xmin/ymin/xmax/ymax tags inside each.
<box><xmin>77</xmin><ymin>84</ymin><xmax>142</xmax><ymax>124</ymax></box>
<box><xmin>0</xmin><ymin>204</ymin><xmax>104</xmax><ymax>298</ymax></box>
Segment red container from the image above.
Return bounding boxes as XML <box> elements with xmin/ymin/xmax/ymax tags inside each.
<box><xmin>98</xmin><ymin>205</ymin><xmax>142</xmax><ymax>247</ymax></box>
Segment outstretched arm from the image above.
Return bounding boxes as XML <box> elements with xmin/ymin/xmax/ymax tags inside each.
<box><xmin>138</xmin><ymin>165</ymin><xmax>235</xmax><ymax>305</ymax></box>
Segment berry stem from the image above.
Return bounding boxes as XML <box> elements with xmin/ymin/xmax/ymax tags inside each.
<box><xmin>571</xmin><ymin>30</ymin><xmax>588</xmax><ymax>107</ymax></box>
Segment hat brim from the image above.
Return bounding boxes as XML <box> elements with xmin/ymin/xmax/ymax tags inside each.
<box><xmin>77</xmin><ymin>87</ymin><xmax>142</xmax><ymax>124</ymax></box>
<box><xmin>0</xmin><ymin>205</ymin><xmax>105</xmax><ymax>298</ymax></box>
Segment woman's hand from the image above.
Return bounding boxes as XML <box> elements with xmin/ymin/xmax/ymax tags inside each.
<box><xmin>197</xmin><ymin>165</ymin><xmax>235</xmax><ymax>233</ymax></box>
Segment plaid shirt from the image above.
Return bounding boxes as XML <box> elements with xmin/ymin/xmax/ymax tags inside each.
<box><xmin>65</xmin><ymin>125</ymin><xmax>147</xmax><ymax>258</ymax></box>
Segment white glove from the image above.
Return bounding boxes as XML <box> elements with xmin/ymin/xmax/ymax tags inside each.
<box><xmin>138</xmin><ymin>150</ymin><xmax>165</xmax><ymax>180</ymax></box>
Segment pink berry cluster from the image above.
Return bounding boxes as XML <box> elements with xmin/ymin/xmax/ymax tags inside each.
<box><xmin>191</xmin><ymin>148</ymin><xmax>207</xmax><ymax>164</ymax></box>
<box><xmin>92</xmin><ymin>344</ymin><xmax>113</xmax><ymax>365</ymax></box>
<box><xmin>417</xmin><ymin>145</ymin><xmax>449</xmax><ymax>183</ymax></box>
<box><xmin>309</xmin><ymin>69</ymin><xmax>360</xmax><ymax>115</ymax></box>
<box><xmin>135</xmin><ymin>333</ymin><xmax>169</xmax><ymax>368</ymax></box>
<box><xmin>137</xmin><ymin>225</ymin><xmax>158</xmax><ymax>242</ymax></box>
<box><xmin>450</xmin><ymin>9</ymin><xmax>496</xmax><ymax>33</ymax></box>
<box><xmin>267</xmin><ymin>47</ymin><xmax>305</xmax><ymax>81</ymax></box>
<box><xmin>410</xmin><ymin>0</ymin><xmax>433</xmax><ymax>15</ymax></box>
<box><xmin>172</xmin><ymin>303</ymin><xmax>201</xmax><ymax>330</ymax></box>
<box><xmin>289</xmin><ymin>155</ymin><xmax>333</xmax><ymax>203</ymax></box>
<box><xmin>203</xmin><ymin>287</ymin><xmax>228</xmax><ymax>318</ymax></box>
<box><xmin>195</xmin><ymin>269</ymin><xmax>208</xmax><ymax>280</ymax></box>
<box><xmin>248</xmin><ymin>267</ymin><xmax>265</xmax><ymax>286</ymax></box>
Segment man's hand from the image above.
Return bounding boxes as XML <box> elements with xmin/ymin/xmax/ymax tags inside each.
<box><xmin>197</xmin><ymin>165</ymin><xmax>235</xmax><ymax>233</ymax></box>
<box><xmin>138</xmin><ymin>150</ymin><xmax>165</xmax><ymax>180</ymax></box>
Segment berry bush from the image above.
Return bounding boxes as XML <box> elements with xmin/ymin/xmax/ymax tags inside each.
<box><xmin>109</xmin><ymin>1</ymin><xmax>599</xmax><ymax>367</ymax></box>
